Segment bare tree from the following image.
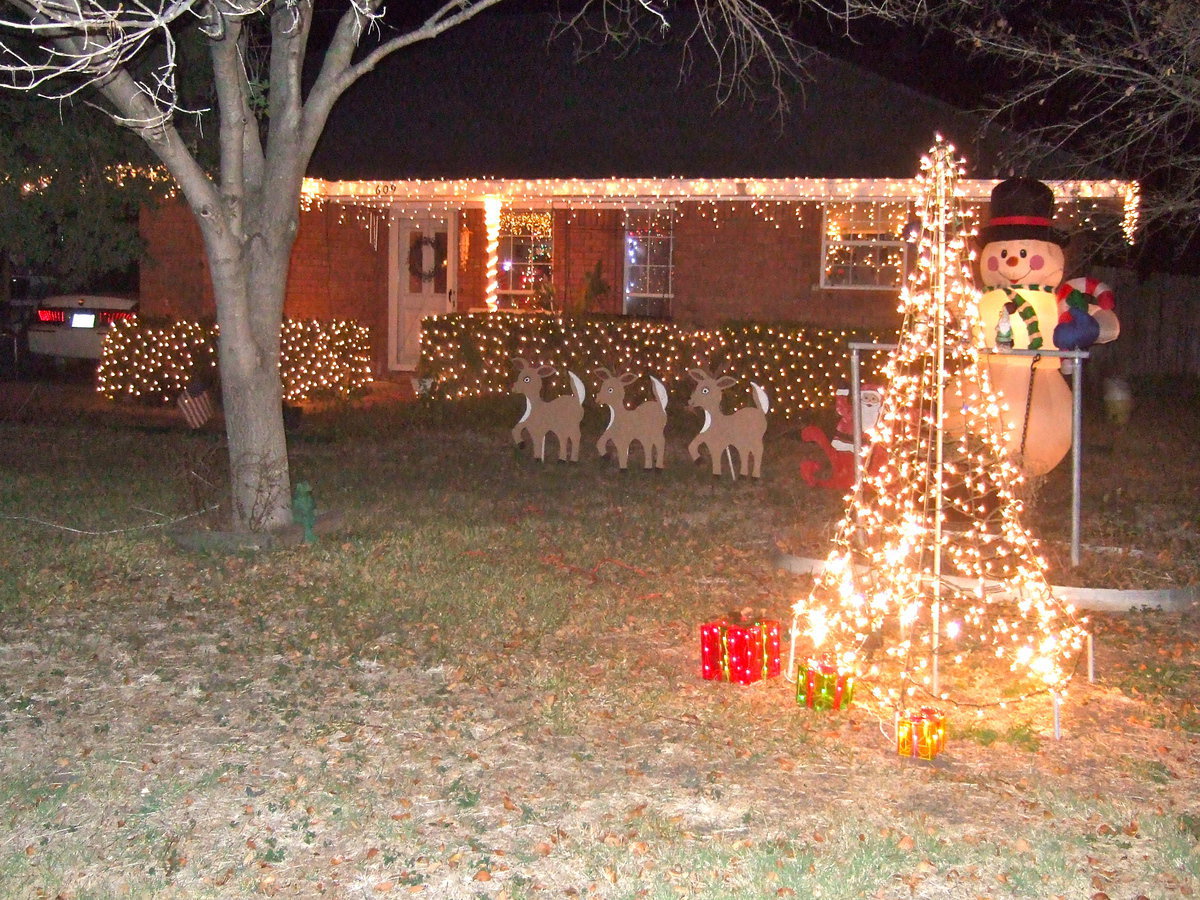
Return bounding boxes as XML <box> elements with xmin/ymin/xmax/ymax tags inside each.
<box><xmin>963</xmin><ymin>0</ymin><xmax>1197</xmax><ymax>243</ymax></box>
<box><xmin>840</xmin><ymin>0</ymin><xmax>1195</xmax><ymax>250</ymax></box>
<box><xmin>0</xmin><ymin>0</ymin><xmax>849</xmax><ymax>532</ymax></box>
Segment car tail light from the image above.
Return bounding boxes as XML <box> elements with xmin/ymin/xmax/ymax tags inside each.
<box><xmin>37</xmin><ymin>309</ymin><xmax>66</xmax><ymax>323</ymax></box>
<box><xmin>99</xmin><ymin>310</ymin><xmax>136</xmax><ymax>324</ymax></box>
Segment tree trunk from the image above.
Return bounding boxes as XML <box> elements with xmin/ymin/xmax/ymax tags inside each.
<box><xmin>203</xmin><ymin>205</ymin><xmax>295</xmax><ymax>533</ymax></box>
<box><xmin>218</xmin><ymin>325</ymin><xmax>292</xmax><ymax>532</ymax></box>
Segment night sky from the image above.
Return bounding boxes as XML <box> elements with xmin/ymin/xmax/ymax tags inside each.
<box><xmin>308</xmin><ymin>9</ymin><xmax>1018</xmax><ymax>182</ymax></box>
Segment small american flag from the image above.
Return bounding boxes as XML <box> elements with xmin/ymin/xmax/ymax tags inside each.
<box><xmin>177</xmin><ymin>386</ymin><xmax>215</xmax><ymax>429</ymax></box>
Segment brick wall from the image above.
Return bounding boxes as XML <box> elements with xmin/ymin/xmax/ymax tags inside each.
<box><xmin>285</xmin><ymin>206</ymin><xmax>388</xmax><ymax>373</ymax></box>
<box><xmin>141</xmin><ymin>199</ymin><xmax>390</xmax><ymax>372</ymax></box>
<box><xmin>142</xmin><ymin>197</ymin><xmax>903</xmax><ymax>364</ymax></box>
<box><xmin>139</xmin><ymin>201</ymin><xmax>215</xmax><ymax>321</ymax></box>
<box><xmin>552</xmin><ymin>210</ymin><xmax>624</xmax><ymax>315</ymax></box>
<box><xmin>457</xmin><ymin>208</ymin><xmax>486</xmax><ymax>311</ymax></box>
<box><xmin>672</xmin><ymin>201</ymin><xmax>902</xmax><ymax>331</ymax></box>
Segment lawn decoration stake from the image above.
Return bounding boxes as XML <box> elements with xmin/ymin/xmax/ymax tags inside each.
<box><xmin>788</xmin><ymin>138</ymin><xmax>1088</xmax><ymax>739</ymax></box>
<box><xmin>510</xmin><ymin>358</ymin><xmax>586</xmax><ymax>462</ymax></box>
<box><xmin>974</xmin><ymin>177</ymin><xmax>1120</xmax><ymax>475</ymax></box>
<box><xmin>686</xmin><ymin>369</ymin><xmax>768</xmax><ymax>479</ymax></box>
<box><xmin>593</xmin><ymin>368</ymin><xmax>668</xmax><ymax>470</ymax></box>
<box><xmin>800</xmin><ymin>384</ymin><xmax>885</xmax><ymax>490</ymax></box>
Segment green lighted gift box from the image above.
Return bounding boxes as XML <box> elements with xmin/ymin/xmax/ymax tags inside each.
<box><xmin>796</xmin><ymin>657</ymin><xmax>854</xmax><ymax>710</ymax></box>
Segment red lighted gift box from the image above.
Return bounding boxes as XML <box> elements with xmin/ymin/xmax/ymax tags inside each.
<box><xmin>700</xmin><ymin>620</ymin><xmax>782</xmax><ymax>684</ymax></box>
<box><xmin>796</xmin><ymin>657</ymin><xmax>854</xmax><ymax>710</ymax></box>
<box><xmin>897</xmin><ymin>708</ymin><xmax>947</xmax><ymax>760</ymax></box>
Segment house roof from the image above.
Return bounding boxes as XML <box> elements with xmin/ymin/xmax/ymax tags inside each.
<box><xmin>304</xmin><ymin>10</ymin><xmax>1135</xmax><ymax>237</ymax></box>
<box><xmin>308</xmin><ymin>10</ymin><xmax>1018</xmax><ymax>183</ymax></box>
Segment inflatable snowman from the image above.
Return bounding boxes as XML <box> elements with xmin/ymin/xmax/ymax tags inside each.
<box><xmin>974</xmin><ymin>177</ymin><xmax>1119</xmax><ymax>476</ymax></box>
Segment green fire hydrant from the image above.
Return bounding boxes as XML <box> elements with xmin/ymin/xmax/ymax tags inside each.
<box><xmin>292</xmin><ymin>482</ymin><xmax>317</xmax><ymax>544</ymax></box>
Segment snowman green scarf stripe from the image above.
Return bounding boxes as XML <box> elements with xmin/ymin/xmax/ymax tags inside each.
<box><xmin>998</xmin><ymin>285</ymin><xmax>1055</xmax><ymax>350</ymax></box>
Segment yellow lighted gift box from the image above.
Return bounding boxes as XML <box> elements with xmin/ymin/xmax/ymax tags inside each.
<box><xmin>896</xmin><ymin>709</ymin><xmax>946</xmax><ymax>760</ymax></box>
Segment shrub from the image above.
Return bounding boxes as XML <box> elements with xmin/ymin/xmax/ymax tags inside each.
<box><xmin>418</xmin><ymin>313</ymin><xmax>884</xmax><ymax>421</ymax></box>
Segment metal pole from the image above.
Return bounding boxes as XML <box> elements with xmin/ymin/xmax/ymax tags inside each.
<box><xmin>850</xmin><ymin>346</ymin><xmax>863</xmax><ymax>487</ymax></box>
<box><xmin>1071</xmin><ymin>353</ymin><xmax>1085</xmax><ymax>568</ymax></box>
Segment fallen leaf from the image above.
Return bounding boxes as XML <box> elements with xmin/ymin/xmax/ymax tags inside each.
<box><xmin>897</xmin><ymin>834</ymin><xmax>916</xmax><ymax>851</ymax></box>
<box><xmin>473</xmin><ymin>869</ymin><xmax>492</xmax><ymax>882</ymax></box>
<box><xmin>375</xmin><ymin>882</ymin><xmax>394</xmax><ymax>893</ymax></box>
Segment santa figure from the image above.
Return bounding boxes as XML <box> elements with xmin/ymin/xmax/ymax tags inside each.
<box><xmin>974</xmin><ymin>177</ymin><xmax>1119</xmax><ymax>475</ymax></box>
<box><xmin>800</xmin><ymin>384</ymin><xmax>885</xmax><ymax>490</ymax></box>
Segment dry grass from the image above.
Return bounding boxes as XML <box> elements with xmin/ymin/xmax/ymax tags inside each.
<box><xmin>0</xmin><ymin>381</ymin><xmax>1197</xmax><ymax>898</ymax></box>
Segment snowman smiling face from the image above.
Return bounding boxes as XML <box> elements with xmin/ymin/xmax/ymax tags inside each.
<box><xmin>980</xmin><ymin>238</ymin><xmax>1065</xmax><ymax>288</ymax></box>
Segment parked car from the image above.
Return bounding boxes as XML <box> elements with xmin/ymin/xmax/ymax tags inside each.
<box><xmin>24</xmin><ymin>294</ymin><xmax>138</xmax><ymax>361</ymax></box>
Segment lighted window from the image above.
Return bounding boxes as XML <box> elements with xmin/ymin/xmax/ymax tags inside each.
<box><xmin>624</xmin><ymin>210</ymin><xmax>674</xmax><ymax>318</ymax></box>
<box><xmin>498</xmin><ymin>210</ymin><xmax>552</xmax><ymax>309</ymax></box>
<box><xmin>821</xmin><ymin>202</ymin><xmax>910</xmax><ymax>290</ymax></box>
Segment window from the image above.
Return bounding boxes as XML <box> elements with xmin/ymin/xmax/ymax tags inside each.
<box><xmin>623</xmin><ymin>210</ymin><xmax>674</xmax><ymax>317</ymax></box>
<box><xmin>499</xmin><ymin>210</ymin><xmax>553</xmax><ymax>309</ymax></box>
<box><xmin>821</xmin><ymin>202</ymin><xmax>909</xmax><ymax>290</ymax></box>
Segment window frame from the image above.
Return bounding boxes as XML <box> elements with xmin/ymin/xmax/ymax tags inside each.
<box><xmin>497</xmin><ymin>210</ymin><xmax>553</xmax><ymax>308</ymax></box>
<box><xmin>820</xmin><ymin>202</ymin><xmax>910</xmax><ymax>292</ymax></box>
<box><xmin>622</xmin><ymin>208</ymin><xmax>675</xmax><ymax>318</ymax></box>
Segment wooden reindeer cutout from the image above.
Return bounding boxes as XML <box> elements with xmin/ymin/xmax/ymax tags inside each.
<box><xmin>510</xmin><ymin>358</ymin><xmax>586</xmax><ymax>462</ymax></box>
<box><xmin>686</xmin><ymin>368</ymin><xmax>769</xmax><ymax>479</ymax></box>
<box><xmin>594</xmin><ymin>368</ymin><xmax>668</xmax><ymax>470</ymax></box>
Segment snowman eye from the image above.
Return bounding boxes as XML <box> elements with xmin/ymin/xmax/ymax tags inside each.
<box><xmin>1019</xmin><ymin>249</ymin><xmax>1028</xmax><ymax>258</ymax></box>
<box><xmin>999</xmin><ymin>249</ymin><xmax>1008</xmax><ymax>259</ymax></box>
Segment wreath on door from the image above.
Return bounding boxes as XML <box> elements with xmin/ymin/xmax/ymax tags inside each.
<box><xmin>408</xmin><ymin>235</ymin><xmax>439</xmax><ymax>282</ymax></box>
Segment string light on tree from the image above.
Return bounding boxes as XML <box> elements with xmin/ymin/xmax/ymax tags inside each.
<box><xmin>787</xmin><ymin>136</ymin><xmax>1089</xmax><ymax>722</ymax></box>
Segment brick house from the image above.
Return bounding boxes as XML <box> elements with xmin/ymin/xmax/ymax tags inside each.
<box><xmin>140</xmin><ymin>175</ymin><xmax>1134</xmax><ymax>374</ymax></box>
<box><xmin>137</xmin><ymin>16</ymin><xmax>1134</xmax><ymax>375</ymax></box>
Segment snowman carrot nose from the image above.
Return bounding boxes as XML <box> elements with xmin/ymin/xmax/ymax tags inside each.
<box><xmin>1006</xmin><ymin>256</ymin><xmax>1020</xmax><ymax>266</ymax></box>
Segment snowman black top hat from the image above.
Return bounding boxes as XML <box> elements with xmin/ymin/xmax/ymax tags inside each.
<box><xmin>979</xmin><ymin>177</ymin><xmax>1069</xmax><ymax>247</ymax></box>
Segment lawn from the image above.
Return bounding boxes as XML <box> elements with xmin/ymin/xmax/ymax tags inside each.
<box><xmin>0</xmin><ymin>387</ymin><xmax>1197</xmax><ymax>898</ymax></box>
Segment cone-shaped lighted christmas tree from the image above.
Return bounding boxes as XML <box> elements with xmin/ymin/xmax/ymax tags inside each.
<box><xmin>789</xmin><ymin>138</ymin><xmax>1088</xmax><ymax>714</ymax></box>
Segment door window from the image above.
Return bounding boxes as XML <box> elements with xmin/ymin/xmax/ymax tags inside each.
<box><xmin>407</xmin><ymin>229</ymin><xmax>448</xmax><ymax>294</ymax></box>
<box><xmin>623</xmin><ymin>210</ymin><xmax>674</xmax><ymax>318</ymax></box>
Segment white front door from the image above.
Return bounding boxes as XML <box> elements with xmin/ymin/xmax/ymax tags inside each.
<box><xmin>388</xmin><ymin>212</ymin><xmax>457</xmax><ymax>371</ymax></box>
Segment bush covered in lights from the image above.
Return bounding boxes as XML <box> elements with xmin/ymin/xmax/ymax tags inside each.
<box><xmin>419</xmin><ymin>313</ymin><xmax>884</xmax><ymax>421</ymax></box>
<box><xmin>98</xmin><ymin>318</ymin><xmax>373</xmax><ymax>403</ymax></box>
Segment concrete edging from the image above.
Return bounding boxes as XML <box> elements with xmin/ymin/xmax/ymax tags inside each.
<box><xmin>774</xmin><ymin>553</ymin><xmax>1198</xmax><ymax>613</ymax></box>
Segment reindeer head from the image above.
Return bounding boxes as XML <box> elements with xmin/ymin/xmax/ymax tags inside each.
<box><xmin>687</xmin><ymin>368</ymin><xmax>738</xmax><ymax>412</ymax></box>
<box><xmin>594</xmin><ymin>367</ymin><xmax>639</xmax><ymax>407</ymax></box>
<box><xmin>511</xmin><ymin>358</ymin><xmax>557</xmax><ymax>398</ymax></box>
